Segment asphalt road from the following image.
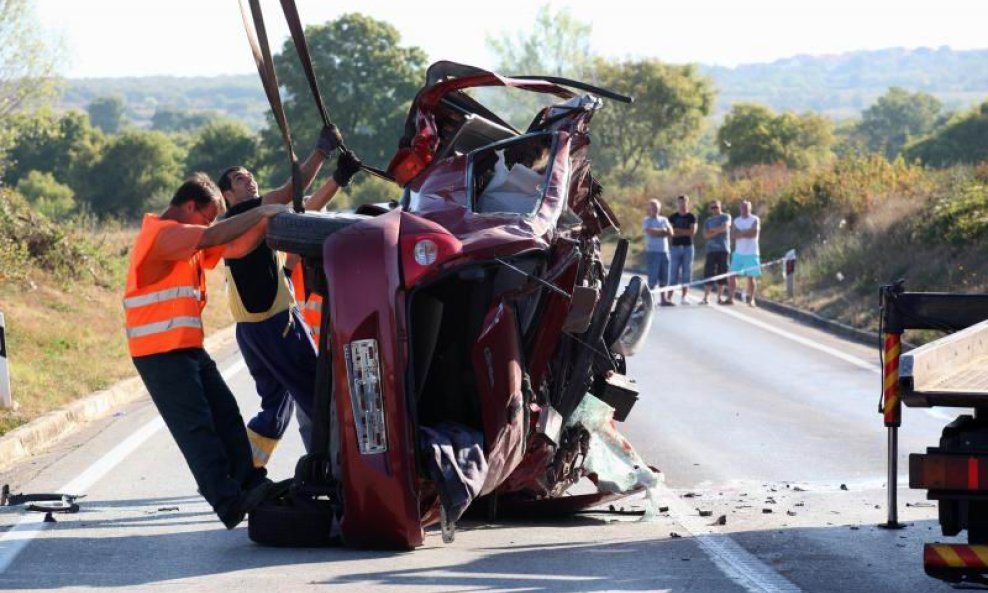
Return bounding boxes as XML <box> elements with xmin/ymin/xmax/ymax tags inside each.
<box><xmin>0</xmin><ymin>296</ymin><xmax>967</xmax><ymax>592</ymax></box>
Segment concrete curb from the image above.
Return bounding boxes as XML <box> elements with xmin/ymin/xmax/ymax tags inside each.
<box><xmin>0</xmin><ymin>326</ymin><xmax>236</xmax><ymax>472</ymax></box>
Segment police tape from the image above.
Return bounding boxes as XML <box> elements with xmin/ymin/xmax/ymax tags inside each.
<box><xmin>646</xmin><ymin>251</ymin><xmax>794</xmax><ymax>297</ymax></box>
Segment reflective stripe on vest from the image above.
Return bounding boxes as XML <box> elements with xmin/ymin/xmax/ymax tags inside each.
<box><xmin>123</xmin><ymin>286</ymin><xmax>202</xmax><ymax>309</ymax></box>
<box><xmin>124</xmin><ymin>214</ymin><xmax>210</xmax><ymax>357</ymax></box>
<box><xmin>126</xmin><ymin>316</ymin><xmax>204</xmax><ymax>339</ymax></box>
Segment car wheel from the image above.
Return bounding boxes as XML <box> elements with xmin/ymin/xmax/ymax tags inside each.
<box><xmin>266</xmin><ymin>211</ymin><xmax>369</xmax><ymax>258</ymax></box>
<box><xmin>247</xmin><ymin>498</ymin><xmax>340</xmax><ymax>547</ymax></box>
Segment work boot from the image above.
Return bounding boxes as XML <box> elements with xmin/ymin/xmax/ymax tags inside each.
<box><xmin>246</xmin><ymin>427</ymin><xmax>280</xmax><ymax>468</ymax></box>
<box><xmin>221</xmin><ymin>478</ymin><xmax>275</xmax><ymax>530</ymax></box>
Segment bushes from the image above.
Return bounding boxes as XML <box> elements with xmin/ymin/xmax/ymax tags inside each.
<box><xmin>928</xmin><ymin>181</ymin><xmax>988</xmax><ymax>245</ymax></box>
<box><xmin>0</xmin><ymin>189</ymin><xmax>117</xmax><ymax>284</ymax></box>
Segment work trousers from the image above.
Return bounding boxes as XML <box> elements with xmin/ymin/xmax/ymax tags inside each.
<box><xmin>133</xmin><ymin>348</ymin><xmax>264</xmax><ymax>521</ymax></box>
<box><xmin>236</xmin><ymin>307</ymin><xmax>316</xmax><ymax>449</ymax></box>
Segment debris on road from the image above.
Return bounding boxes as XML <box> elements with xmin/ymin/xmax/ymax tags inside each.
<box><xmin>762</xmin><ymin>508</ymin><xmax>773</xmax><ymax>514</ymax></box>
<box><xmin>787</xmin><ymin>510</ymin><xmax>797</xmax><ymax>516</ymax></box>
<box><xmin>840</xmin><ymin>484</ymin><xmax>848</xmax><ymax>491</ymax></box>
<box><xmin>670</xmin><ymin>532</ymin><xmax>683</xmax><ymax>538</ymax></box>
<box><xmin>905</xmin><ymin>502</ymin><xmax>934</xmax><ymax>508</ymax></box>
<box><xmin>157</xmin><ymin>506</ymin><xmax>180</xmax><ymax>512</ymax></box>
<box><xmin>711</xmin><ymin>515</ymin><xmax>727</xmax><ymax>526</ymax></box>
<box><xmin>698</xmin><ymin>509</ymin><xmax>713</xmax><ymax>517</ymax></box>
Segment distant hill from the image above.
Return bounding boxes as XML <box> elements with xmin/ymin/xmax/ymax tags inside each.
<box><xmin>58</xmin><ymin>47</ymin><xmax>988</xmax><ymax>129</ymax></box>
<box><xmin>60</xmin><ymin>75</ymin><xmax>268</xmax><ymax>130</ymax></box>
<box><xmin>703</xmin><ymin>46</ymin><xmax>988</xmax><ymax>118</ymax></box>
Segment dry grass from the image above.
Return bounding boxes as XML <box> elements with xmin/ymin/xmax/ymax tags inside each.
<box><xmin>0</xmin><ymin>227</ymin><xmax>234</xmax><ymax>436</ymax></box>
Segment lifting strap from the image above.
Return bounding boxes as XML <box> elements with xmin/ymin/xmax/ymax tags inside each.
<box><xmin>276</xmin><ymin>0</ymin><xmax>395</xmax><ymax>182</ymax></box>
<box><xmin>239</xmin><ymin>0</ymin><xmax>305</xmax><ymax>212</ymax></box>
<box><xmin>241</xmin><ymin>0</ymin><xmax>394</xmax><ymax>191</ymax></box>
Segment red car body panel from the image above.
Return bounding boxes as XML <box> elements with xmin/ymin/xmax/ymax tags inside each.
<box><xmin>319</xmin><ymin>64</ymin><xmax>640</xmax><ymax>549</ymax></box>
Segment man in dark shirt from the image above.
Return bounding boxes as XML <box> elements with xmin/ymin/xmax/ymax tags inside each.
<box><xmin>667</xmin><ymin>194</ymin><xmax>698</xmax><ymax>304</ymax></box>
<box><xmin>218</xmin><ymin>128</ymin><xmax>362</xmax><ymax>467</ymax></box>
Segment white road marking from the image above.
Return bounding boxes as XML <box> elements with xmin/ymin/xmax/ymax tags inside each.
<box><xmin>0</xmin><ymin>358</ymin><xmax>246</xmax><ymax>575</ymax></box>
<box><xmin>693</xmin><ymin>300</ymin><xmax>967</xmax><ymax>424</ymax></box>
<box><xmin>697</xmin><ymin>298</ymin><xmax>880</xmax><ymax>374</ymax></box>
<box><xmin>651</xmin><ymin>479</ymin><xmax>803</xmax><ymax>593</ymax></box>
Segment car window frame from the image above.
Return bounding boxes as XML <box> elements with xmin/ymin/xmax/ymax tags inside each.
<box><xmin>465</xmin><ymin>131</ymin><xmax>558</xmax><ymax>218</ymax></box>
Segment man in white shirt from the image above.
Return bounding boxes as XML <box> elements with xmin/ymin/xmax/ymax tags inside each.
<box><xmin>641</xmin><ymin>199</ymin><xmax>674</xmax><ymax>306</ymax></box>
<box><xmin>726</xmin><ymin>200</ymin><xmax>761</xmax><ymax>307</ymax></box>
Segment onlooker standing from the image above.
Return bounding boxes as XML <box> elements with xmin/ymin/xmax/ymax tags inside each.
<box><xmin>726</xmin><ymin>200</ymin><xmax>761</xmax><ymax>307</ymax></box>
<box><xmin>701</xmin><ymin>200</ymin><xmax>731</xmax><ymax>305</ymax></box>
<box><xmin>668</xmin><ymin>194</ymin><xmax>698</xmax><ymax>305</ymax></box>
<box><xmin>641</xmin><ymin>199</ymin><xmax>674</xmax><ymax>306</ymax></box>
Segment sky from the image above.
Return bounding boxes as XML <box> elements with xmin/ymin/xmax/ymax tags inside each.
<box><xmin>34</xmin><ymin>0</ymin><xmax>988</xmax><ymax>78</ymax></box>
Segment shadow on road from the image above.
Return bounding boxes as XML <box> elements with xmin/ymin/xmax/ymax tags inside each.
<box><xmin>0</xmin><ymin>509</ymin><xmax>957</xmax><ymax>592</ymax></box>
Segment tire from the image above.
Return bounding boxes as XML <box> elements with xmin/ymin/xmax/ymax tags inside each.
<box><xmin>266</xmin><ymin>211</ymin><xmax>369</xmax><ymax>258</ymax></box>
<box><xmin>248</xmin><ymin>498</ymin><xmax>340</xmax><ymax>548</ymax></box>
<box><xmin>603</xmin><ymin>275</ymin><xmax>642</xmax><ymax>348</ymax></box>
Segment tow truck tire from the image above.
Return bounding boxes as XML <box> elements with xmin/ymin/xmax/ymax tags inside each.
<box><xmin>266</xmin><ymin>211</ymin><xmax>369</xmax><ymax>258</ymax></box>
<box><xmin>248</xmin><ymin>499</ymin><xmax>339</xmax><ymax>547</ymax></box>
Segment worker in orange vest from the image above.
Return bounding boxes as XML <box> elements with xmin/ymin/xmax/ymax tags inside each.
<box><xmin>125</xmin><ymin>173</ymin><xmax>287</xmax><ymax>529</ymax></box>
<box><xmin>289</xmin><ymin>259</ymin><xmax>323</xmax><ymax>347</ymax></box>
<box><xmin>217</xmin><ymin>136</ymin><xmax>359</xmax><ymax>468</ymax></box>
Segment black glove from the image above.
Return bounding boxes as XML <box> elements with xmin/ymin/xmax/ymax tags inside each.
<box><xmin>332</xmin><ymin>149</ymin><xmax>362</xmax><ymax>187</ymax></box>
<box><xmin>316</xmin><ymin>124</ymin><xmax>344</xmax><ymax>157</ymax></box>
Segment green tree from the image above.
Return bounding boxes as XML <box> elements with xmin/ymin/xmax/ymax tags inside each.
<box><xmin>185</xmin><ymin>119</ymin><xmax>258</xmax><ymax>177</ymax></box>
<box><xmin>150</xmin><ymin>107</ymin><xmax>218</xmax><ymax>132</ymax></box>
<box><xmin>904</xmin><ymin>102</ymin><xmax>988</xmax><ymax>167</ymax></box>
<box><xmin>264</xmin><ymin>13</ymin><xmax>427</xmax><ymax>180</ymax></box>
<box><xmin>855</xmin><ymin>87</ymin><xmax>942</xmax><ymax>159</ymax></box>
<box><xmin>486</xmin><ymin>4</ymin><xmax>595</xmax><ymax>128</ymax></box>
<box><xmin>592</xmin><ymin>59</ymin><xmax>715</xmax><ymax>181</ymax></box>
<box><xmin>86</xmin><ymin>96</ymin><xmax>125</xmax><ymax>134</ymax></box>
<box><xmin>487</xmin><ymin>5</ymin><xmax>594</xmax><ymax>79</ymax></box>
<box><xmin>82</xmin><ymin>130</ymin><xmax>183</xmax><ymax>217</ymax></box>
<box><xmin>0</xmin><ymin>0</ymin><xmax>60</xmax><ymax>118</ymax></box>
<box><xmin>3</xmin><ymin>109</ymin><xmax>104</xmax><ymax>188</ymax></box>
<box><xmin>717</xmin><ymin>103</ymin><xmax>834</xmax><ymax>170</ymax></box>
<box><xmin>16</xmin><ymin>170</ymin><xmax>75</xmax><ymax>219</ymax></box>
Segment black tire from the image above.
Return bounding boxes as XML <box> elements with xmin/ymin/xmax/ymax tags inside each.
<box><xmin>603</xmin><ymin>275</ymin><xmax>642</xmax><ymax>348</ymax></box>
<box><xmin>248</xmin><ymin>498</ymin><xmax>339</xmax><ymax>548</ymax></box>
<box><xmin>266</xmin><ymin>211</ymin><xmax>369</xmax><ymax>258</ymax></box>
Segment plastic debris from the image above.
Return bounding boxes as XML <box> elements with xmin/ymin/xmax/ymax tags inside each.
<box><xmin>157</xmin><ymin>506</ymin><xmax>180</xmax><ymax>512</ymax></box>
<box><xmin>839</xmin><ymin>484</ymin><xmax>848</xmax><ymax>491</ymax></box>
<box><xmin>566</xmin><ymin>395</ymin><xmax>662</xmax><ymax>520</ymax></box>
<box><xmin>762</xmin><ymin>508</ymin><xmax>773</xmax><ymax>514</ymax></box>
<box><xmin>711</xmin><ymin>515</ymin><xmax>727</xmax><ymax>526</ymax></box>
<box><xmin>698</xmin><ymin>509</ymin><xmax>713</xmax><ymax>517</ymax></box>
<box><xmin>670</xmin><ymin>532</ymin><xmax>682</xmax><ymax>538</ymax></box>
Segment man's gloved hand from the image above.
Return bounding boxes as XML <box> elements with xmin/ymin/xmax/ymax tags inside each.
<box><xmin>316</xmin><ymin>124</ymin><xmax>344</xmax><ymax>157</ymax></box>
<box><xmin>332</xmin><ymin>149</ymin><xmax>362</xmax><ymax>187</ymax></box>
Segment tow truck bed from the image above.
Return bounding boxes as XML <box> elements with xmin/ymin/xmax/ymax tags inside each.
<box><xmin>902</xmin><ymin>319</ymin><xmax>988</xmax><ymax>407</ymax></box>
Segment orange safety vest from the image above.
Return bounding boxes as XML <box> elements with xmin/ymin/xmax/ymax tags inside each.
<box><xmin>123</xmin><ymin>215</ymin><xmax>211</xmax><ymax>357</ymax></box>
<box><xmin>290</xmin><ymin>263</ymin><xmax>324</xmax><ymax>346</ymax></box>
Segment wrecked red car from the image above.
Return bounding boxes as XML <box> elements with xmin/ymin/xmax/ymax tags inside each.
<box><xmin>253</xmin><ymin>61</ymin><xmax>657</xmax><ymax>549</ymax></box>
